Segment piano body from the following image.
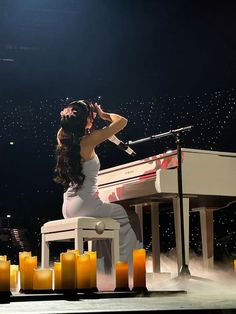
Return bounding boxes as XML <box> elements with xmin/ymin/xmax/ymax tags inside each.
<box><xmin>97</xmin><ymin>148</ymin><xmax>236</xmax><ymax>273</ymax></box>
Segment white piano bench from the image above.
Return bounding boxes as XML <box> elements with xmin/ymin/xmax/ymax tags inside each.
<box><xmin>41</xmin><ymin>216</ymin><xmax>120</xmax><ymax>271</ymax></box>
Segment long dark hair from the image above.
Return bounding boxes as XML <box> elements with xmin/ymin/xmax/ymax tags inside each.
<box><xmin>54</xmin><ymin>100</ymin><xmax>95</xmax><ymax>190</ymax></box>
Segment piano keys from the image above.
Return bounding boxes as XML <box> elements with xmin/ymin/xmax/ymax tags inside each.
<box><xmin>98</xmin><ymin>148</ymin><xmax>236</xmax><ymax>273</ymax></box>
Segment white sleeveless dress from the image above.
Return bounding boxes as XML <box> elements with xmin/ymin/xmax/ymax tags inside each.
<box><xmin>62</xmin><ymin>154</ymin><xmax>143</xmax><ymax>273</ymax></box>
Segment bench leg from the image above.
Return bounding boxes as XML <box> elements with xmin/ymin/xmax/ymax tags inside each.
<box><xmin>111</xmin><ymin>230</ymin><xmax>120</xmax><ymax>274</ymax></box>
<box><xmin>87</xmin><ymin>241</ymin><xmax>92</xmax><ymax>251</ymax></box>
<box><xmin>75</xmin><ymin>229</ymin><xmax>84</xmax><ymax>254</ymax></box>
<box><xmin>41</xmin><ymin>233</ymin><xmax>49</xmax><ymax>268</ymax></box>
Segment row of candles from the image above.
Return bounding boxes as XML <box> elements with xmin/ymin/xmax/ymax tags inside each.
<box><xmin>0</xmin><ymin>249</ymin><xmax>147</xmax><ymax>293</ymax></box>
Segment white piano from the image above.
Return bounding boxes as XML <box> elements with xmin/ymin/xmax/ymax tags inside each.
<box><xmin>98</xmin><ymin>148</ymin><xmax>236</xmax><ymax>273</ymax></box>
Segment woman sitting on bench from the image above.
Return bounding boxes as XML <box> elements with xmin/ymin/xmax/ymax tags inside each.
<box><xmin>54</xmin><ymin>100</ymin><xmax>142</xmax><ymax>273</ymax></box>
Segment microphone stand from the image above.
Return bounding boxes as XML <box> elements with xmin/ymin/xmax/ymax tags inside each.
<box><xmin>126</xmin><ymin>125</ymin><xmax>193</xmax><ymax>278</ymax></box>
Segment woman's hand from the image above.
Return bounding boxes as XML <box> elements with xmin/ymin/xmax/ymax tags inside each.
<box><xmin>94</xmin><ymin>103</ymin><xmax>112</xmax><ymax>121</ymax></box>
<box><xmin>85</xmin><ymin>104</ymin><xmax>128</xmax><ymax>147</ymax></box>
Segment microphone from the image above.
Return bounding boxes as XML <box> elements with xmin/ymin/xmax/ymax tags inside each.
<box><xmin>108</xmin><ymin>134</ymin><xmax>136</xmax><ymax>157</ymax></box>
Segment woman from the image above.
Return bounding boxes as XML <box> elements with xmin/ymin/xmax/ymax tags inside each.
<box><xmin>54</xmin><ymin>100</ymin><xmax>142</xmax><ymax>273</ymax></box>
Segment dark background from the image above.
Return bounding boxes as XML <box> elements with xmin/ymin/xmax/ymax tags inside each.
<box><xmin>0</xmin><ymin>0</ymin><xmax>235</xmax><ymax>265</ymax></box>
<box><xmin>0</xmin><ymin>0</ymin><xmax>235</xmax><ymax>99</ymax></box>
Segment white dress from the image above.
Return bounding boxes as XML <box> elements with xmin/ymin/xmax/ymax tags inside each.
<box><xmin>62</xmin><ymin>154</ymin><xmax>143</xmax><ymax>273</ymax></box>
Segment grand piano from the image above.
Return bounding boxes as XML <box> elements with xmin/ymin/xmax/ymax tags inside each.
<box><xmin>97</xmin><ymin>148</ymin><xmax>236</xmax><ymax>273</ymax></box>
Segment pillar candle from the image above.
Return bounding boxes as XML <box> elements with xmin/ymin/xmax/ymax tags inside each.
<box><xmin>19</xmin><ymin>251</ymin><xmax>31</xmax><ymax>290</ymax></box>
<box><xmin>0</xmin><ymin>260</ymin><xmax>10</xmax><ymax>292</ymax></box>
<box><xmin>115</xmin><ymin>261</ymin><xmax>129</xmax><ymax>291</ymax></box>
<box><xmin>0</xmin><ymin>255</ymin><xmax>7</xmax><ymax>261</ymax></box>
<box><xmin>132</xmin><ymin>249</ymin><xmax>147</xmax><ymax>291</ymax></box>
<box><xmin>23</xmin><ymin>256</ymin><xmax>37</xmax><ymax>290</ymax></box>
<box><xmin>66</xmin><ymin>250</ymin><xmax>80</xmax><ymax>280</ymax></box>
<box><xmin>54</xmin><ymin>262</ymin><xmax>61</xmax><ymax>290</ymax></box>
<box><xmin>61</xmin><ymin>252</ymin><xmax>76</xmax><ymax>290</ymax></box>
<box><xmin>33</xmin><ymin>269</ymin><xmax>52</xmax><ymax>290</ymax></box>
<box><xmin>19</xmin><ymin>251</ymin><xmax>31</xmax><ymax>271</ymax></box>
<box><xmin>67</xmin><ymin>249</ymin><xmax>80</xmax><ymax>254</ymax></box>
<box><xmin>85</xmin><ymin>251</ymin><xmax>97</xmax><ymax>289</ymax></box>
<box><xmin>76</xmin><ymin>253</ymin><xmax>91</xmax><ymax>290</ymax></box>
<box><xmin>10</xmin><ymin>265</ymin><xmax>19</xmax><ymax>291</ymax></box>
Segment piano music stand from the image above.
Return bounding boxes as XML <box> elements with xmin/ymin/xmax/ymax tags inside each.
<box><xmin>126</xmin><ymin>126</ymin><xmax>194</xmax><ymax>278</ymax></box>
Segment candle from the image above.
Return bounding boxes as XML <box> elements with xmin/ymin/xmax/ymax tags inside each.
<box><xmin>85</xmin><ymin>251</ymin><xmax>97</xmax><ymax>290</ymax></box>
<box><xmin>76</xmin><ymin>253</ymin><xmax>91</xmax><ymax>290</ymax></box>
<box><xmin>67</xmin><ymin>249</ymin><xmax>80</xmax><ymax>254</ymax></box>
<box><xmin>0</xmin><ymin>255</ymin><xmax>7</xmax><ymax>261</ymax></box>
<box><xmin>234</xmin><ymin>260</ymin><xmax>236</xmax><ymax>270</ymax></box>
<box><xmin>19</xmin><ymin>251</ymin><xmax>31</xmax><ymax>271</ymax></box>
<box><xmin>132</xmin><ymin>249</ymin><xmax>147</xmax><ymax>291</ymax></box>
<box><xmin>10</xmin><ymin>265</ymin><xmax>19</xmax><ymax>291</ymax></box>
<box><xmin>54</xmin><ymin>262</ymin><xmax>62</xmax><ymax>290</ymax></box>
<box><xmin>23</xmin><ymin>256</ymin><xmax>37</xmax><ymax>290</ymax></box>
<box><xmin>19</xmin><ymin>251</ymin><xmax>31</xmax><ymax>290</ymax></box>
<box><xmin>115</xmin><ymin>261</ymin><xmax>129</xmax><ymax>291</ymax></box>
<box><xmin>0</xmin><ymin>260</ymin><xmax>10</xmax><ymax>292</ymax></box>
<box><xmin>67</xmin><ymin>250</ymin><xmax>80</xmax><ymax>281</ymax></box>
<box><xmin>61</xmin><ymin>252</ymin><xmax>76</xmax><ymax>290</ymax></box>
<box><xmin>33</xmin><ymin>269</ymin><xmax>52</xmax><ymax>290</ymax></box>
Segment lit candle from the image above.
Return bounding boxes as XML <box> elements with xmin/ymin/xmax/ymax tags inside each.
<box><xmin>132</xmin><ymin>249</ymin><xmax>147</xmax><ymax>291</ymax></box>
<box><xmin>54</xmin><ymin>262</ymin><xmax>61</xmax><ymax>290</ymax></box>
<box><xmin>33</xmin><ymin>269</ymin><xmax>52</xmax><ymax>290</ymax></box>
<box><xmin>67</xmin><ymin>250</ymin><xmax>80</xmax><ymax>281</ymax></box>
<box><xmin>0</xmin><ymin>260</ymin><xmax>10</xmax><ymax>292</ymax></box>
<box><xmin>61</xmin><ymin>252</ymin><xmax>76</xmax><ymax>290</ymax></box>
<box><xmin>23</xmin><ymin>256</ymin><xmax>37</xmax><ymax>290</ymax></box>
<box><xmin>234</xmin><ymin>260</ymin><xmax>236</xmax><ymax>270</ymax></box>
<box><xmin>85</xmin><ymin>251</ymin><xmax>97</xmax><ymax>290</ymax></box>
<box><xmin>19</xmin><ymin>251</ymin><xmax>31</xmax><ymax>290</ymax></box>
<box><xmin>19</xmin><ymin>251</ymin><xmax>31</xmax><ymax>271</ymax></box>
<box><xmin>0</xmin><ymin>255</ymin><xmax>7</xmax><ymax>261</ymax></box>
<box><xmin>115</xmin><ymin>261</ymin><xmax>129</xmax><ymax>291</ymax></box>
<box><xmin>76</xmin><ymin>253</ymin><xmax>91</xmax><ymax>290</ymax></box>
<box><xmin>10</xmin><ymin>265</ymin><xmax>19</xmax><ymax>291</ymax></box>
<box><xmin>67</xmin><ymin>249</ymin><xmax>80</xmax><ymax>254</ymax></box>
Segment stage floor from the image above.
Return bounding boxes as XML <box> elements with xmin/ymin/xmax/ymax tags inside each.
<box><xmin>1</xmin><ymin>268</ymin><xmax>236</xmax><ymax>314</ymax></box>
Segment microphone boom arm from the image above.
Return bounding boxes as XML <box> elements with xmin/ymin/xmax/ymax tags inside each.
<box><xmin>125</xmin><ymin>125</ymin><xmax>193</xmax><ymax>146</ymax></box>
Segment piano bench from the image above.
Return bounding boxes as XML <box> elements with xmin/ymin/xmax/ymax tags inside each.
<box><xmin>41</xmin><ymin>216</ymin><xmax>120</xmax><ymax>272</ymax></box>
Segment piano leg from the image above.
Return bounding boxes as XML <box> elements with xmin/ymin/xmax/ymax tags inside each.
<box><xmin>134</xmin><ymin>204</ymin><xmax>144</xmax><ymax>243</ymax></box>
<box><xmin>173</xmin><ymin>197</ymin><xmax>190</xmax><ymax>274</ymax></box>
<box><xmin>192</xmin><ymin>207</ymin><xmax>215</xmax><ymax>270</ymax></box>
<box><xmin>150</xmin><ymin>202</ymin><xmax>161</xmax><ymax>273</ymax></box>
<box><xmin>134</xmin><ymin>202</ymin><xmax>161</xmax><ymax>273</ymax></box>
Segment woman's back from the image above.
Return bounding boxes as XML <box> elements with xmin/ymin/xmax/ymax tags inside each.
<box><xmin>66</xmin><ymin>154</ymin><xmax>100</xmax><ymax>196</ymax></box>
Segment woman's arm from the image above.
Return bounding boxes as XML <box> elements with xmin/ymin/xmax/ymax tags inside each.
<box><xmin>85</xmin><ymin>103</ymin><xmax>128</xmax><ymax>147</ymax></box>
